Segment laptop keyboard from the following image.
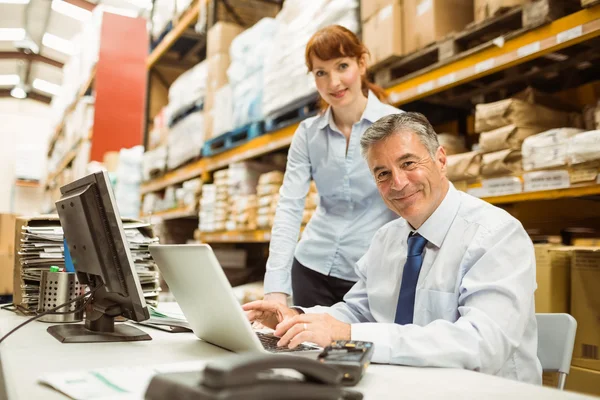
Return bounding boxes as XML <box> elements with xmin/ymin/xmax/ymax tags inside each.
<box><xmin>256</xmin><ymin>332</ymin><xmax>317</xmax><ymax>353</ymax></box>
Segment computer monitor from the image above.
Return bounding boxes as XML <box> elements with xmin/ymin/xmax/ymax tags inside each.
<box><xmin>50</xmin><ymin>170</ymin><xmax>151</xmax><ymax>343</ymax></box>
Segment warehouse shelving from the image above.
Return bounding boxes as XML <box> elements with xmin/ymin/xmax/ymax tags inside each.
<box><xmin>386</xmin><ymin>6</ymin><xmax>600</xmax><ymax>106</ymax></box>
<box><xmin>46</xmin><ymin>68</ymin><xmax>96</xmax><ymax>158</ymax></box>
<box><xmin>199</xmin><ymin>229</ymin><xmax>272</xmax><ymax>243</ymax></box>
<box><xmin>480</xmin><ymin>183</ymin><xmax>600</xmax><ymax>205</ymax></box>
<box><xmin>140</xmin><ymin>3</ymin><xmax>600</xmax><ymax>243</ymax></box>
<box><xmin>141</xmin><ymin>207</ymin><xmax>199</xmax><ymax>221</ymax></box>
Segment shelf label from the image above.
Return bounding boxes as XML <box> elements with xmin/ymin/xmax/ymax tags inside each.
<box><xmin>556</xmin><ymin>25</ymin><xmax>582</xmax><ymax>44</ymax></box>
<box><xmin>437</xmin><ymin>73</ymin><xmax>456</xmax><ymax>87</ymax></box>
<box><xmin>517</xmin><ymin>41</ymin><xmax>540</xmax><ymax>58</ymax></box>
<box><xmin>480</xmin><ymin>176</ymin><xmax>522</xmax><ymax>196</ymax></box>
<box><xmin>417</xmin><ymin>81</ymin><xmax>435</xmax><ymax>94</ymax></box>
<box><xmin>475</xmin><ymin>58</ymin><xmax>495</xmax><ymax>74</ymax></box>
<box><xmin>523</xmin><ymin>170</ymin><xmax>570</xmax><ymax>192</ymax></box>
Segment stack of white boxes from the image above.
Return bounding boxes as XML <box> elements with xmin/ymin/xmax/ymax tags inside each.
<box><xmin>256</xmin><ymin>171</ymin><xmax>284</xmax><ymax>229</ymax></box>
<box><xmin>227</xmin><ymin>195</ymin><xmax>258</xmax><ymax>231</ymax></box>
<box><xmin>199</xmin><ymin>184</ymin><xmax>217</xmax><ymax>232</ymax></box>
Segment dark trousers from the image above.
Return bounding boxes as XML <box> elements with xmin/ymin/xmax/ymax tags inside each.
<box><xmin>291</xmin><ymin>258</ymin><xmax>356</xmax><ymax>307</ymax></box>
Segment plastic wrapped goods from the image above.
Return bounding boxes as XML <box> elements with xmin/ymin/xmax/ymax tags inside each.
<box><xmin>262</xmin><ymin>0</ymin><xmax>359</xmax><ymax>117</ymax></box>
<box><xmin>167</xmin><ymin>112</ymin><xmax>205</xmax><ymax>170</ymax></box>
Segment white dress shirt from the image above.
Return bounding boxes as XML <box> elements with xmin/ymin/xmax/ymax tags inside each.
<box><xmin>264</xmin><ymin>92</ymin><xmax>400</xmax><ymax>295</ymax></box>
<box><xmin>306</xmin><ymin>183</ymin><xmax>543</xmax><ymax>384</ymax></box>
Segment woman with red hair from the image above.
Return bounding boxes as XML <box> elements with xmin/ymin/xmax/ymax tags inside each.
<box><xmin>262</xmin><ymin>25</ymin><xmax>402</xmax><ymax>307</ymax></box>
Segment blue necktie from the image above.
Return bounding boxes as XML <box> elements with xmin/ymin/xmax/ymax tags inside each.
<box><xmin>394</xmin><ymin>233</ymin><xmax>427</xmax><ymax>325</ymax></box>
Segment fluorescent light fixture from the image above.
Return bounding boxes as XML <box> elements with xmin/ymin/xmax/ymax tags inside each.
<box><xmin>51</xmin><ymin>0</ymin><xmax>92</xmax><ymax>21</ymax></box>
<box><xmin>0</xmin><ymin>75</ymin><xmax>20</xmax><ymax>86</ymax></box>
<box><xmin>42</xmin><ymin>33</ymin><xmax>74</xmax><ymax>55</ymax></box>
<box><xmin>33</xmin><ymin>79</ymin><xmax>61</xmax><ymax>96</ymax></box>
<box><xmin>0</xmin><ymin>28</ymin><xmax>26</xmax><ymax>41</ymax></box>
<box><xmin>11</xmin><ymin>85</ymin><xmax>27</xmax><ymax>99</ymax></box>
<box><xmin>0</xmin><ymin>0</ymin><xmax>30</xmax><ymax>4</ymax></box>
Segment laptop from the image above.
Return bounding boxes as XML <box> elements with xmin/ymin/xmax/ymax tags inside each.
<box><xmin>148</xmin><ymin>244</ymin><xmax>320</xmax><ymax>355</ymax></box>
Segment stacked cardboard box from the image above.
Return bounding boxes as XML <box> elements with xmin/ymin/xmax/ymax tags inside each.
<box><xmin>227</xmin><ymin>195</ymin><xmax>258</xmax><ymax>231</ymax></box>
<box><xmin>362</xmin><ymin>0</ymin><xmax>473</xmax><ymax>66</ymax></box>
<box><xmin>0</xmin><ymin>214</ymin><xmax>16</xmax><ymax>295</ymax></box>
<box><xmin>205</xmin><ymin>22</ymin><xmax>243</xmax><ymax>141</ymax></box>
<box><xmin>533</xmin><ymin>244</ymin><xmax>571</xmax><ymax>314</ymax></box>
<box><xmin>199</xmin><ymin>184</ymin><xmax>218</xmax><ymax>233</ymax></box>
<box><xmin>256</xmin><ymin>171</ymin><xmax>284</xmax><ymax>229</ymax></box>
<box><xmin>474</xmin><ymin>0</ymin><xmax>525</xmax><ymax>23</ymax></box>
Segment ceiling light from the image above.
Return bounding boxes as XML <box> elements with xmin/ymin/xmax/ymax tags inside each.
<box><xmin>0</xmin><ymin>0</ymin><xmax>30</xmax><ymax>4</ymax></box>
<box><xmin>33</xmin><ymin>79</ymin><xmax>61</xmax><ymax>96</ymax></box>
<box><xmin>51</xmin><ymin>0</ymin><xmax>92</xmax><ymax>22</ymax></box>
<box><xmin>42</xmin><ymin>33</ymin><xmax>74</xmax><ymax>55</ymax></box>
<box><xmin>11</xmin><ymin>85</ymin><xmax>27</xmax><ymax>99</ymax></box>
<box><xmin>0</xmin><ymin>75</ymin><xmax>20</xmax><ymax>86</ymax></box>
<box><xmin>0</xmin><ymin>28</ymin><xmax>26</xmax><ymax>42</ymax></box>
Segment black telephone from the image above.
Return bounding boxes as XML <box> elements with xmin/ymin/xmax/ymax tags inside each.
<box><xmin>145</xmin><ymin>353</ymin><xmax>363</xmax><ymax>400</ymax></box>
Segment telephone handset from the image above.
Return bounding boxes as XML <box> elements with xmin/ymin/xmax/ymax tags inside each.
<box><xmin>145</xmin><ymin>353</ymin><xmax>364</xmax><ymax>400</ymax></box>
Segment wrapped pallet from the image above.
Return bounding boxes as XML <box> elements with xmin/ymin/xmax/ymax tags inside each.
<box><xmin>262</xmin><ymin>0</ymin><xmax>359</xmax><ymax>117</ymax></box>
<box><xmin>568</xmin><ymin>130</ymin><xmax>600</xmax><ymax>165</ymax></box>
<box><xmin>227</xmin><ymin>18</ymin><xmax>278</xmax><ymax>129</ymax></box>
<box><xmin>166</xmin><ymin>61</ymin><xmax>207</xmax><ymax>124</ymax></box>
<box><xmin>166</xmin><ymin>112</ymin><xmax>205</xmax><ymax>170</ymax></box>
<box><xmin>521</xmin><ymin>128</ymin><xmax>583</xmax><ymax>171</ymax></box>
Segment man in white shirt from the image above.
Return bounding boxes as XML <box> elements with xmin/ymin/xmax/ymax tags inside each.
<box><xmin>243</xmin><ymin>112</ymin><xmax>542</xmax><ymax>384</ymax></box>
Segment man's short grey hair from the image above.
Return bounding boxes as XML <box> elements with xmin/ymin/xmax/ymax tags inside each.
<box><xmin>360</xmin><ymin>112</ymin><xmax>440</xmax><ymax>158</ymax></box>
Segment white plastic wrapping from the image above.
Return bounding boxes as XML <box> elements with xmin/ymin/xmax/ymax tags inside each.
<box><xmin>114</xmin><ymin>146</ymin><xmax>144</xmax><ymax>218</ymax></box>
<box><xmin>142</xmin><ymin>145</ymin><xmax>167</xmax><ymax>181</ymax></box>
<box><xmin>521</xmin><ymin>128</ymin><xmax>583</xmax><ymax>171</ymax></box>
<box><xmin>226</xmin><ymin>18</ymin><xmax>278</xmax><ymax>129</ymax></box>
<box><xmin>167</xmin><ymin>112</ymin><xmax>205</xmax><ymax>170</ymax></box>
<box><xmin>213</xmin><ymin>84</ymin><xmax>234</xmax><ymax>137</ymax></box>
<box><xmin>567</xmin><ymin>130</ymin><xmax>600</xmax><ymax>165</ymax></box>
<box><xmin>167</xmin><ymin>61</ymin><xmax>208</xmax><ymax>121</ymax></box>
<box><xmin>262</xmin><ymin>0</ymin><xmax>359</xmax><ymax>117</ymax></box>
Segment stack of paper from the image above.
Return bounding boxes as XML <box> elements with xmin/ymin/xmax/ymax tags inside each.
<box><xmin>15</xmin><ymin>218</ymin><xmax>161</xmax><ymax>312</ymax></box>
<box><xmin>17</xmin><ymin>226</ymin><xmax>64</xmax><ymax>310</ymax></box>
<box><xmin>123</xmin><ymin>221</ymin><xmax>161</xmax><ymax>307</ymax></box>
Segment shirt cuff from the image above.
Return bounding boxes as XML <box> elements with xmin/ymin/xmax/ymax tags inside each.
<box><xmin>351</xmin><ymin>323</ymin><xmax>392</xmax><ymax>364</ymax></box>
<box><xmin>263</xmin><ymin>268</ymin><xmax>292</xmax><ymax>296</ymax></box>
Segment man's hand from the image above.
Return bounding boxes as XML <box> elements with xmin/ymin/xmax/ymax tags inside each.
<box><xmin>274</xmin><ymin>313</ymin><xmax>351</xmax><ymax>349</ymax></box>
<box><xmin>242</xmin><ymin>300</ymin><xmax>299</xmax><ymax>330</ymax></box>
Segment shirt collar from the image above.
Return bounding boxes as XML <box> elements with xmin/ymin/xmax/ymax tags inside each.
<box><xmin>316</xmin><ymin>90</ymin><xmax>382</xmax><ymax>130</ymax></box>
<box><xmin>414</xmin><ymin>183</ymin><xmax>461</xmax><ymax>248</ymax></box>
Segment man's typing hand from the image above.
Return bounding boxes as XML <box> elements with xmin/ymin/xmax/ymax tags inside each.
<box><xmin>274</xmin><ymin>313</ymin><xmax>351</xmax><ymax>349</ymax></box>
<box><xmin>242</xmin><ymin>300</ymin><xmax>299</xmax><ymax>330</ymax></box>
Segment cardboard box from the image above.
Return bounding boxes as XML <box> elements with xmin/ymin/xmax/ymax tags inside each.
<box><xmin>207</xmin><ymin>53</ymin><xmax>231</xmax><ymax>93</ymax></box>
<box><xmin>570</xmin><ymin>247</ymin><xmax>600</xmax><ymax>371</ymax></box>
<box><xmin>0</xmin><ymin>214</ymin><xmax>16</xmax><ymax>255</ymax></box>
<box><xmin>0</xmin><ymin>252</ymin><xmax>14</xmax><ymax>295</ymax></box>
<box><xmin>204</xmin><ymin>110</ymin><xmax>214</xmax><ymax>141</ymax></box>
<box><xmin>534</xmin><ymin>245</ymin><xmax>571</xmax><ymax>314</ymax></box>
<box><xmin>360</xmin><ymin>0</ymin><xmax>397</xmax><ymax>22</ymax></box>
<box><xmin>403</xmin><ymin>0</ymin><xmax>474</xmax><ymax>55</ymax></box>
<box><xmin>363</xmin><ymin>2</ymin><xmax>404</xmax><ymax>65</ymax></box>
<box><xmin>474</xmin><ymin>0</ymin><xmax>526</xmax><ymax>23</ymax></box>
<box><xmin>566</xmin><ymin>366</ymin><xmax>600</xmax><ymax>396</ymax></box>
<box><xmin>207</xmin><ymin>22</ymin><xmax>243</xmax><ymax>58</ymax></box>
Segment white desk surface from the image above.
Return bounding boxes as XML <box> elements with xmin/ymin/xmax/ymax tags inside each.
<box><xmin>0</xmin><ymin>308</ymin><xmax>594</xmax><ymax>400</ymax></box>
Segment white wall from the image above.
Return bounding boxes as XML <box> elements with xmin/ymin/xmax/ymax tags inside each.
<box><xmin>0</xmin><ymin>99</ymin><xmax>53</xmax><ymax>215</ymax></box>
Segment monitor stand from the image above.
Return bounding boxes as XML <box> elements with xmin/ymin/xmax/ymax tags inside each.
<box><xmin>47</xmin><ymin>298</ymin><xmax>151</xmax><ymax>343</ymax></box>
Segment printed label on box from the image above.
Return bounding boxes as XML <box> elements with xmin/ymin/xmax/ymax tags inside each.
<box><xmin>523</xmin><ymin>170</ymin><xmax>570</xmax><ymax>192</ymax></box>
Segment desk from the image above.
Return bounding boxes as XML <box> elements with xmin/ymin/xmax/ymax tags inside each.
<box><xmin>0</xmin><ymin>310</ymin><xmax>594</xmax><ymax>400</ymax></box>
